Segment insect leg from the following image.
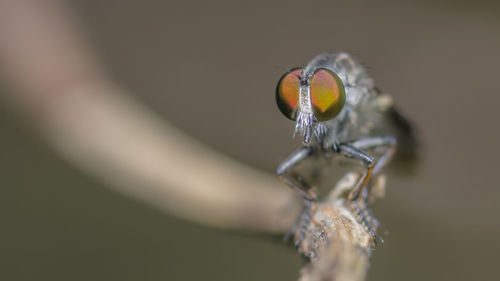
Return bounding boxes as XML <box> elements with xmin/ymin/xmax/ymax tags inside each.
<box><xmin>337</xmin><ymin>143</ymin><xmax>375</xmax><ymax>202</ymax></box>
<box><xmin>361</xmin><ymin>188</ymin><xmax>379</xmax><ymax>228</ymax></box>
<box><xmin>277</xmin><ymin>146</ymin><xmax>316</xmax><ymax>249</ymax></box>
<box><xmin>361</xmin><ymin>187</ymin><xmax>383</xmax><ymax>244</ymax></box>
<box><xmin>342</xmin><ymin>136</ymin><xmax>396</xmax><ymax>242</ymax></box>
<box><xmin>276</xmin><ymin>146</ymin><xmax>316</xmax><ymax>200</ymax></box>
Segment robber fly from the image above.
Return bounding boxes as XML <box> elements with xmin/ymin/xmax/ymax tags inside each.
<box><xmin>275</xmin><ymin>52</ymin><xmax>416</xmax><ymax>247</ymax></box>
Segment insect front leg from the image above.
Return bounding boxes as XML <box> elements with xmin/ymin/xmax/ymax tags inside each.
<box><xmin>353</xmin><ymin>136</ymin><xmax>396</xmax><ymax>234</ymax></box>
<box><xmin>276</xmin><ymin>146</ymin><xmax>317</xmax><ymax>249</ymax></box>
<box><xmin>337</xmin><ymin>144</ymin><xmax>375</xmax><ymax>201</ymax></box>
<box><xmin>337</xmin><ymin>144</ymin><xmax>376</xmax><ymax>238</ymax></box>
<box><xmin>276</xmin><ymin>146</ymin><xmax>317</xmax><ymax>200</ymax></box>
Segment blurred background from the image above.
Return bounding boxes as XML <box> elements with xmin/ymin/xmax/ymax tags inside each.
<box><xmin>1</xmin><ymin>0</ymin><xmax>499</xmax><ymax>280</ymax></box>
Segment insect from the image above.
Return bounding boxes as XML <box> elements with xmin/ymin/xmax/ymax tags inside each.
<box><xmin>275</xmin><ymin>52</ymin><xmax>416</xmax><ymax>248</ymax></box>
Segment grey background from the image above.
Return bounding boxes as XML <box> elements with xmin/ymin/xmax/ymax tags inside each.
<box><xmin>1</xmin><ymin>0</ymin><xmax>499</xmax><ymax>280</ymax></box>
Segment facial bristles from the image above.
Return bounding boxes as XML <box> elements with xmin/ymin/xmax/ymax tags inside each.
<box><xmin>314</xmin><ymin>123</ymin><xmax>328</xmax><ymax>139</ymax></box>
<box><xmin>294</xmin><ymin>112</ymin><xmax>315</xmax><ymax>143</ymax></box>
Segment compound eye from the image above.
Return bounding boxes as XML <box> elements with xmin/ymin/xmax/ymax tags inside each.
<box><xmin>310</xmin><ymin>68</ymin><xmax>346</xmax><ymax>121</ymax></box>
<box><xmin>276</xmin><ymin>68</ymin><xmax>301</xmax><ymax>120</ymax></box>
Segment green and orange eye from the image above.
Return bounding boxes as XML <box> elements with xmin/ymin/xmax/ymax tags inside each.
<box><xmin>310</xmin><ymin>68</ymin><xmax>345</xmax><ymax>121</ymax></box>
<box><xmin>276</xmin><ymin>67</ymin><xmax>345</xmax><ymax>122</ymax></box>
<box><xmin>276</xmin><ymin>68</ymin><xmax>301</xmax><ymax>120</ymax></box>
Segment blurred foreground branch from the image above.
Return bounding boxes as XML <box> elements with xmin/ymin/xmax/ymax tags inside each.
<box><xmin>0</xmin><ymin>0</ymin><xmax>300</xmax><ymax>233</ymax></box>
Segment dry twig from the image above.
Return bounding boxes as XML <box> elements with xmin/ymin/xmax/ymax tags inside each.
<box><xmin>298</xmin><ymin>172</ymin><xmax>385</xmax><ymax>281</ymax></box>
